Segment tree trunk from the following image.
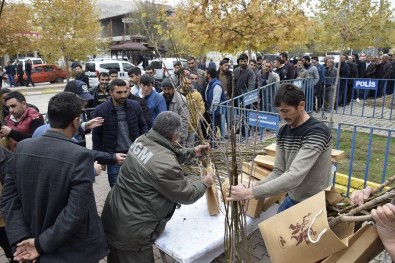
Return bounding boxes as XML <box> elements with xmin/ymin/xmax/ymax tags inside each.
<box><xmin>65</xmin><ymin>57</ymin><xmax>70</xmax><ymax>83</ymax></box>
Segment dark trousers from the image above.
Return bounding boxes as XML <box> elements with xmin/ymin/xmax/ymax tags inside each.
<box><xmin>26</xmin><ymin>73</ymin><xmax>34</xmax><ymax>87</ymax></box>
<box><xmin>17</xmin><ymin>74</ymin><xmax>24</xmax><ymax>86</ymax></box>
<box><xmin>313</xmin><ymin>82</ymin><xmax>324</xmax><ymax>111</ymax></box>
<box><xmin>107</xmin><ymin>244</ymin><xmax>154</xmax><ymax>263</ymax></box>
<box><xmin>0</xmin><ymin>226</ymin><xmax>15</xmax><ymax>261</ymax></box>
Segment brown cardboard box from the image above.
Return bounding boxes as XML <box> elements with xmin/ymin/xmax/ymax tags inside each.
<box><xmin>254</xmin><ymin>155</ymin><xmax>275</xmax><ymax>170</ymax></box>
<box><xmin>222</xmin><ymin>174</ymin><xmax>264</xmax><ymax>218</ymax></box>
<box><xmin>264</xmin><ymin>143</ymin><xmax>276</xmax><ymax>157</ymax></box>
<box><xmin>242</xmin><ymin>161</ymin><xmax>271</xmax><ymax>180</ymax></box>
<box><xmin>222</xmin><ymin>174</ymin><xmax>283</xmax><ymax>218</ymax></box>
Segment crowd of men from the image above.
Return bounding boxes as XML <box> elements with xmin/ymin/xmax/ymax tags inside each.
<box><xmin>0</xmin><ymin>52</ymin><xmax>393</xmax><ymax>262</ymax></box>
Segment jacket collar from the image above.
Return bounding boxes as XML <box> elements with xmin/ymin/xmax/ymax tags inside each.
<box><xmin>42</xmin><ymin>129</ymin><xmax>76</xmax><ymax>143</ymax></box>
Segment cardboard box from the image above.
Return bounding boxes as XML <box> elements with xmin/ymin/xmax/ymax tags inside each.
<box><xmin>264</xmin><ymin>143</ymin><xmax>276</xmax><ymax>157</ymax></box>
<box><xmin>242</xmin><ymin>161</ymin><xmax>271</xmax><ymax>180</ymax></box>
<box><xmin>254</xmin><ymin>155</ymin><xmax>275</xmax><ymax>170</ymax></box>
<box><xmin>222</xmin><ymin>174</ymin><xmax>284</xmax><ymax>218</ymax></box>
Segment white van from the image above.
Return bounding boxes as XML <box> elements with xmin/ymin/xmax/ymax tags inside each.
<box><xmin>138</xmin><ymin>58</ymin><xmax>187</xmax><ymax>81</ymax></box>
<box><xmin>85</xmin><ymin>60</ymin><xmax>136</xmax><ymax>87</ymax></box>
<box><xmin>12</xmin><ymin>57</ymin><xmax>44</xmax><ymax>71</ymax></box>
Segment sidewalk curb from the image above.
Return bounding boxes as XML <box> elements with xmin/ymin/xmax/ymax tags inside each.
<box><xmin>21</xmin><ymin>89</ymin><xmax>62</xmax><ymax>96</ymax></box>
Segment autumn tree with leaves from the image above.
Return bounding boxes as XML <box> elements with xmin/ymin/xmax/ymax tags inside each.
<box><xmin>0</xmin><ymin>2</ymin><xmax>37</xmax><ymax>57</ymax></box>
<box><xmin>32</xmin><ymin>0</ymin><xmax>102</xmax><ymax>80</ymax></box>
<box><xmin>168</xmin><ymin>0</ymin><xmax>310</xmax><ymax>57</ymax></box>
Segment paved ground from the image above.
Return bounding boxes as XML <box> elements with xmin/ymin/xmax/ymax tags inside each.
<box><xmin>0</xmin><ymin>92</ymin><xmax>393</xmax><ymax>262</ymax></box>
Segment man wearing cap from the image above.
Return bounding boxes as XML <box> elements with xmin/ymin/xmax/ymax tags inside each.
<box><xmin>161</xmin><ymin>77</ymin><xmax>189</xmax><ymax>145</ymax></box>
<box><xmin>0</xmin><ymin>91</ymin><xmax>44</xmax><ymax>151</ymax></box>
<box><xmin>141</xmin><ymin>74</ymin><xmax>167</xmax><ymax>125</ymax></box>
<box><xmin>92</xmin><ymin>79</ymin><xmax>148</xmax><ymax>187</ymax></box>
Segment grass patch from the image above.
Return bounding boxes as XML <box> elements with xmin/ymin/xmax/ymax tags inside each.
<box><xmin>332</xmin><ymin>129</ymin><xmax>395</xmax><ymax>184</ymax></box>
<box><xmin>364</xmin><ymin>95</ymin><xmax>395</xmax><ymax>109</ymax></box>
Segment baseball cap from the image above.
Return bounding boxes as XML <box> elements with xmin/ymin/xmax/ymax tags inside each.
<box><xmin>64</xmin><ymin>80</ymin><xmax>93</xmax><ymax>101</ymax></box>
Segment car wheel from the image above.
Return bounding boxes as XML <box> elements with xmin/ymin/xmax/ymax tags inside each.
<box><xmin>56</xmin><ymin>78</ymin><xmax>64</xmax><ymax>83</ymax></box>
<box><xmin>49</xmin><ymin>80</ymin><xmax>56</xmax><ymax>84</ymax></box>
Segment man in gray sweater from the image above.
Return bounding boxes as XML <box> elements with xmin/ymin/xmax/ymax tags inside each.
<box><xmin>227</xmin><ymin>83</ymin><xmax>333</xmax><ymax>213</ymax></box>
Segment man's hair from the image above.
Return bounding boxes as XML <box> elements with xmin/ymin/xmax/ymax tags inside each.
<box><xmin>302</xmin><ymin>55</ymin><xmax>310</xmax><ymax>62</ymax></box>
<box><xmin>109</xmin><ymin>79</ymin><xmax>126</xmax><ymax>91</ymax></box>
<box><xmin>0</xmin><ymin>88</ymin><xmax>11</xmax><ymax>96</ymax></box>
<box><xmin>280</xmin><ymin>52</ymin><xmax>288</xmax><ymax>60</ymax></box>
<box><xmin>152</xmin><ymin>111</ymin><xmax>182</xmax><ymax>141</ymax></box>
<box><xmin>222</xmin><ymin>57</ymin><xmax>230</xmax><ymax>62</ymax></box>
<box><xmin>238</xmin><ymin>53</ymin><xmax>248</xmax><ymax>61</ymax></box>
<box><xmin>342</xmin><ymin>53</ymin><xmax>348</xmax><ymax>60</ymax></box>
<box><xmin>75</xmin><ymin>64</ymin><xmax>82</xmax><ymax>69</ymax></box>
<box><xmin>257</xmin><ymin>55</ymin><xmax>263</xmax><ymax>61</ymax></box>
<box><xmin>206</xmin><ymin>67</ymin><xmax>217</xmax><ymax>78</ymax></box>
<box><xmin>128</xmin><ymin>67</ymin><xmax>141</xmax><ymax>76</ymax></box>
<box><xmin>249</xmin><ymin>59</ymin><xmax>257</xmax><ymax>64</ymax></box>
<box><xmin>109</xmin><ymin>68</ymin><xmax>118</xmax><ymax>75</ymax></box>
<box><xmin>274</xmin><ymin>56</ymin><xmax>283</xmax><ymax>64</ymax></box>
<box><xmin>219</xmin><ymin>60</ymin><xmax>228</xmax><ymax>66</ymax></box>
<box><xmin>274</xmin><ymin>83</ymin><xmax>305</xmax><ymax>108</ymax></box>
<box><xmin>187</xmin><ymin>56</ymin><xmax>195</xmax><ymax>62</ymax></box>
<box><xmin>174</xmin><ymin>61</ymin><xmax>182</xmax><ymax>67</ymax></box>
<box><xmin>140</xmin><ymin>74</ymin><xmax>155</xmax><ymax>85</ymax></box>
<box><xmin>145</xmin><ymin>65</ymin><xmax>154</xmax><ymax>71</ymax></box>
<box><xmin>99</xmin><ymin>72</ymin><xmax>109</xmax><ymax>78</ymax></box>
<box><xmin>297</xmin><ymin>59</ymin><xmax>304</xmax><ymax>63</ymax></box>
<box><xmin>4</xmin><ymin>91</ymin><xmax>26</xmax><ymax>104</ymax></box>
<box><xmin>311</xmin><ymin>56</ymin><xmax>319</xmax><ymax>61</ymax></box>
<box><xmin>48</xmin><ymin>92</ymin><xmax>82</xmax><ymax>129</ymax></box>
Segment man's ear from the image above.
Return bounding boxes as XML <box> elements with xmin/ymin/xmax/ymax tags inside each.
<box><xmin>299</xmin><ymin>101</ymin><xmax>306</xmax><ymax>110</ymax></box>
<box><xmin>72</xmin><ymin>116</ymin><xmax>80</xmax><ymax>128</ymax></box>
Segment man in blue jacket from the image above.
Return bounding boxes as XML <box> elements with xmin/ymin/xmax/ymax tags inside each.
<box><xmin>93</xmin><ymin>79</ymin><xmax>148</xmax><ymax>187</ymax></box>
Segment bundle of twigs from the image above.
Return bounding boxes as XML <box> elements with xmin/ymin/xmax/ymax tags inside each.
<box><xmin>328</xmin><ymin>175</ymin><xmax>395</xmax><ymax>228</ymax></box>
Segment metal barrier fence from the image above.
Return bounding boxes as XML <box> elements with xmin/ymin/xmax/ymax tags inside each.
<box><xmin>213</xmin><ymin>78</ymin><xmax>315</xmax><ymax>142</ymax></box>
<box><xmin>213</xmin><ymin>79</ymin><xmax>394</xmax><ymax>196</ymax></box>
<box><xmin>321</xmin><ymin>78</ymin><xmax>395</xmax><ymax>120</ymax></box>
<box><xmin>331</xmin><ymin>122</ymin><xmax>395</xmax><ymax>196</ymax></box>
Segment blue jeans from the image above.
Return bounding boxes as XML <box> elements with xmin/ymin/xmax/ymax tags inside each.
<box><xmin>277</xmin><ymin>195</ymin><xmax>299</xmax><ymax>213</ymax></box>
<box><xmin>107</xmin><ymin>164</ymin><xmax>121</xmax><ymax>187</ymax></box>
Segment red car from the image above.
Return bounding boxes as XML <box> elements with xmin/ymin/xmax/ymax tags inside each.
<box><xmin>16</xmin><ymin>64</ymin><xmax>67</xmax><ymax>84</ymax></box>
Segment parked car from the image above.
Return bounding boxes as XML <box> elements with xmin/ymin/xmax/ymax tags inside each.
<box><xmin>12</xmin><ymin>57</ymin><xmax>44</xmax><ymax>71</ymax></box>
<box><xmin>85</xmin><ymin>60</ymin><xmax>136</xmax><ymax>87</ymax></box>
<box><xmin>138</xmin><ymin>58</ymin><xmax>188</xmax><ymax>81</ymax></box>
<box><xmin>15</xmin><ymin>64</ymin><xmax>67</xmax><ymax>84</ymax></box>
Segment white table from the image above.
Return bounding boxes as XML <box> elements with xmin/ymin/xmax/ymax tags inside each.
<box><xmin>155</xmin><ymin>194</ymin><xmax>279</xmax><ymax>263</ymax></box>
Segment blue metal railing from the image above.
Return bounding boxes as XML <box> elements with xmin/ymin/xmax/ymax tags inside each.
<box><xmin>321</xmin><ymin>78</ymin><xmax>395</xmax><ymax>120</ymax></box>
<box><xmin>332</xmin><ymin>123</ymin><xmax>394</xmax><ymax>196</ymax></box>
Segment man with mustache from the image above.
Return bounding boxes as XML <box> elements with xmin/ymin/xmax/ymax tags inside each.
<box><xmin>232</xmin><ymin>53</ymin><xmax>256</xmax><ymax>97</ymax></box>
<box><xmin>92</xmin><ymin>79</ymin><xmax>148</xmax><ymax>187</ymax></box>
<box><xmin>227</xmin><ymin>84</ymin><xmax>332</xmax><ymax>213</ymax></box>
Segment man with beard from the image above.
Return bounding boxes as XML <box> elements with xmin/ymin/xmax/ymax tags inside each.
<box><xmin>187</xmin><ymin>57</ymin><xmax>205</xmax><ymax>88</ymax></box>
<box><xmin>161</xmin><ymin>77</ymin><xmax>189</xmax><ymax>145</ymax></box>
<box><xmin>217</xmin><ymin>60</ymin><xmax>232</xmax><ymax>99</ymax></box>
<box><xmin>92</xmin><ymin>79</ymin><xmax>148</xmax><ymax>187</ymax></box>
<box><xmin>280</xmin><ymin>52</ymin><xmax>295</xmax><ymax>80</ymax></box>
<box><xmin>273</xmin><ymin>57</ymin><xmax>287</xmax><ymax>81</ymax></box>
<box><xmin>227</xmin><ymin>84</ymin><xmax>332</xmax><ymax>213</ymax></box>
<box><xmin>89</xmin><ymin>72</ymin><xmax>110</xmax><ymax>108</ymax></box>
<box><xmin>233</xmin><ymin>53</ymin><xmax>256</xmax><ymax>97</ymax></box>
<box><xmin>75</xmin><ymin>64</ymin><xmax>89</xmax><ymax>88</ymax></box>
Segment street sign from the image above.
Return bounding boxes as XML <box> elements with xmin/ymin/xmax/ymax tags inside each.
<box><xmin>353</xmin><ymin>79</ymin><xmax>378</xmax><ymax>90</ymax></box>
<box><xmin>243</xmin><ymin>91</ymin><xmax>259</xmax><ymax>106</ymax></box>
<box><xmin>293</xmin><ymin>80</ymin><xmax>303</xmax><ymax>88</ymax></box>
<box><xmin>122</xmin><ymin>18</ymin><xmax>134</xmax><ymax>23</ymax></box>
<box><xmin>248</xmin><ymin>112</ymin><xmax>279</xmax><ymax>131</ymax></box>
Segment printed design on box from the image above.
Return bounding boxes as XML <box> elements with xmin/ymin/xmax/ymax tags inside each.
<box><xmin>287</xmin><ymin>213</ymin><xmax>316</xmax><ymax>246</ymax></box>
<box><xmin>278</xmin><ymin>236</ymin><xmax>286</xmax><ymax>248</ymax></box>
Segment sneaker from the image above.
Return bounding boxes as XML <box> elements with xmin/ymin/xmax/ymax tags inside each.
<box><xmin>356</xmin><ymin>98</ymin><xmax>360</xmax><ymax>103</ymax></box>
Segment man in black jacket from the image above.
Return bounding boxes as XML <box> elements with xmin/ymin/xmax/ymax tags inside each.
<box><xmin>75</xmin><ymin>64</ymin><xmax>90</xmax><ymax>88</ymax></box>
<box><xmin>25</xmin><ymin>60</ymin><xmax>35</xmax><ymax>87</ymax></box>
<box><xmin>16</xmin><ymin>61</ymin><xmax>24</xmax><ymax>87</ymax></box>
<box><xmin>233</xmin><ymin>53</ymin><xmax>256</xmax><ymax>97</ymax></box>
<box><xmin>1</xmin><ymin>92</ymin><xmax>108</xmax><ymax>262</ymax></box>
<box><xmin>88</xmin><ymin>72</ymin><xmax>110</xmax><ymax>108</ymax></box>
